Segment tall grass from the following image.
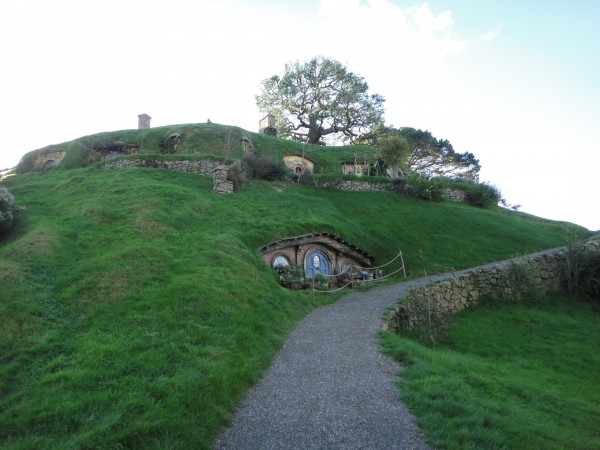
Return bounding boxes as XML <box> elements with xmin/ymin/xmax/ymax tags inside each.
<box><xmin>380</xmin><ymin>292</ymin><xmax>600</xmax><ymax>449</ymax></box>
<box><xmin>0</xmin><ymin>167</ymin><xmax>590</xmax><ymax>448</ymax></box>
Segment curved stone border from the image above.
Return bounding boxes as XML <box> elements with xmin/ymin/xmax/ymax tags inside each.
<box><xmin>385</xmin><ymin>240</ymin><xmax>599</xmax><ymax>330</ymax></box>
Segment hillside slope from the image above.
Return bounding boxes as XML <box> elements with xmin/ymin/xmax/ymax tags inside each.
<box><xmin>16</xmin><ymin>122</ymin><xmax>375</xmax><ymax>175</ymax></box>
<box><xmin>0</xmin><ymin>167</ymin><xmax>590</xmax><ymax>449</ymax></box>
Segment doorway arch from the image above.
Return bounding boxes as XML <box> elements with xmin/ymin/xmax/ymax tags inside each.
<box><xmin>305</xmin><ymin>248</ymin><xmax>331</xmax><ymax>278</ymax></box>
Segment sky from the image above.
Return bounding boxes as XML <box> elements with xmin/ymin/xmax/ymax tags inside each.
<box><xmin>1</xmin><ymin>0</ymin><xmax>598</xmax><ymax>230</ymax></box>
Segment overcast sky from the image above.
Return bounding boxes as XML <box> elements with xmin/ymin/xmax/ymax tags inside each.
<box><xmin>1</xmin><ymin>0</ymin><xmax>598</xmax><ymax>230</ymax></box>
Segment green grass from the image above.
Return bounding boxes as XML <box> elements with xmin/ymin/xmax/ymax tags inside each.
<box><xmin>380</xmin><ymin>292</ymin><xmax>600</xmax><ymax>450</ymax></box>
<box><xmin>0</xmin><ymin>166</ymin><xmax>590</xmax><ymax>449</ymax></box>
<box><xmin>16</xmin><ymin>122</ymin><xmax>378</xmax><ymax>175</ymax></box>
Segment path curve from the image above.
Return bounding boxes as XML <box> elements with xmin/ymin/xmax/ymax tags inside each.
<box><xmin>214</xmin><ymin>248</ymin><xmax>564</xmax><ymax>450</ymax></box>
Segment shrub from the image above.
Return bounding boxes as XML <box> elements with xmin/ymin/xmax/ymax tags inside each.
<box><xmin>297</xmin><ymin>170</ymin><xmax>314</xmax><ymax>185</ymax></box>
<box><xmin>464</xmin><ymin>182</ymin><xmax>501</xmax><ymax>208</ymax></box>
<box><xmin>397</xmin><ymin>289</ymin><xmax>452</xmax><ymax>346</ymax></box>
<box><xmin>261</xmin><ymin>126</ymin><xmax>278</xmax><ymax>137</ymax></box>
<box><xmin>0</xmin><ymin>186</ymin><xmax>17</xmax><ymax>236</ymax></box>
<box><xmin>564</xmin><ymin>242</ymin><xmax>600</xmax><ymax>300</ymax></box>
<box><xmin>404</xmin><ymin>173</ymin><xmax>444</xmax><ymax>201</ymax></box>
<box><xmin>227</xmin><ymin>161</ymin><xmax>245</xmax><ymax>191</ymax></box>
<box><xmin>242</xmin><ymin>154</ymin><xmax>290</xmax><ymax>181</ymax></box>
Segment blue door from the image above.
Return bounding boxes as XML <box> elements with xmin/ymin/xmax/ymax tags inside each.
<box><xmin>306</xmin><ymin>250</ymin><xmax>329</xmax><ymax>278</ymax></box>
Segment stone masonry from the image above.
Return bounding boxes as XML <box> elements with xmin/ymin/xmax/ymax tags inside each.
<box><xmin>385</xmin><ymin>241</ymin><xmax>599</xmax><ymax>330</ymax></box>
<box><xmin>103</xmin><ymin>158</ymin><xmax>220</xmax><ymax>176</ymax></box>
<box><xmin>212</xmin><ymin>165</ymin><xmax>234</xmax><ymax>194</ymax></box>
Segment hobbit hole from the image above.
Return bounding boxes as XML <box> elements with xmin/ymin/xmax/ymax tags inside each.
<box><xmin>259</xmin><ymin>233</ymin><xmax>374</xmax><ymax>281</ymax></box>
<box><xmin>283</xmin><ymin>154</ymin><xmax>315</xmax><ymax>175</ymax></box>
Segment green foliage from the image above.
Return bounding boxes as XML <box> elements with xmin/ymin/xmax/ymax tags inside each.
<box><xmin>464</xmin><ymin>181</ymin><xmax>502</xmax><ymax>208</ymax></box>
<box><xmin>256</xmin><ymin>56</ymin><xmax>385</xmax><ymax>144</ymax></box>
<box><xmin>380</xmin><ymin>292</ymin><xmax>600</xmax><ymax>449</ymax></box>
<box><xmin>378</xmin><ymin>135</ymin><xmax>410</xmax><ymax>177</ymax></box>
<box><xmin>0</xmin><ymin>186</ymin><xmax>17</xmax><ymax>235</ymax></box>
<box><xmin>564</xmin><ymin>241</ymin><xmax>600</xmax><ymax>299</ymax></box>
<box><xmin>0</xmin><ymin>168</ymin><xmax>589</xmax><ymax>448</ymax></box>
<box><xmin>242</xmin><ymin>154</ymin><xmax>290</xmax><ymax>181</ymax></box>
<box><xmin>404</xmin><ymin>173</ymin><xmax>445</xmax><ymax>201</ymax></box>
<box><xmin>227</xmin><ymin>160</ymin><xmax>245</xmax><ymax>191</ymax></box>
<box><xmin>365</xmin><ymin>125</ymin><xmax>480</xmax><ymax>179</ymax></box>
<box><xmin>505</xmin><ymin>261</ymin><xmax>534</xmax><ymax>299</ymax></box>
<box><xmin>261</xmin><ymin>126</ymin><xmax>278</xmax><ymax>137</ymax></box>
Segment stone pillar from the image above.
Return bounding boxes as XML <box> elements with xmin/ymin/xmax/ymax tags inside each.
<box><xmin>138</xmin><ymin>113</ymin><xmax>152</xmax><ymax>129</ymax></box>
<box><xmin>212</xmin><ymin>164</ymin><xmax>234</xmax><ymax>194</ymax></box>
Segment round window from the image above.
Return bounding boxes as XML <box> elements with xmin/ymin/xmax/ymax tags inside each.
<box><xmin>272</xmin><ymin>255</ymin><xmax>291</xmax><ymax>270</ymax></box>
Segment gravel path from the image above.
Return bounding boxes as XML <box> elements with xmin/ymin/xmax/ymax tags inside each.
<box><xmin>214</xmin><ymin>248</ymin><xmax>564</xmax><ymax>450</ymax></box>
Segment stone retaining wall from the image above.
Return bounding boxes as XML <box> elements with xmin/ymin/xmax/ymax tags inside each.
<box><xmin>444</xmin><ymin>188</ymin><xmax>467</xmax><ymax>201</ymax></box>
<box><xmin>102</xmin><ymin>158</ymin><xmax>220</xmax><ymax>176</ymax></box>
<box><xmin>326</xmin><ymin>180</ymin><xmax>395</xmax><ymax>192</ymax></box>
<box><xmin>385</xmin><ymin>240</ymin><xmax>600</xmax><ymax>330</ymax></box>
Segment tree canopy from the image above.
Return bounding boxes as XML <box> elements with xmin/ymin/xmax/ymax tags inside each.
<box><xmin>368</xmin><ymin>126</ymin><xmax>481</xmax><ymax>179</ymax></box>
<box><xmin>256</xmin><ymin>56</ymin><xmax>385</xmax><ymax>145</ymax></box>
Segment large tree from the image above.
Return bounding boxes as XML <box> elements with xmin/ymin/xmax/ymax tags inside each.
<box><xmin>367</xmin><ymin>126</ymin><xmax>481</xmax><ymax>179</ymax></box>
<box><xmin>256</xmin><ymin>56</ymin><xmax>385</xmax><ymax>145</ymax></box>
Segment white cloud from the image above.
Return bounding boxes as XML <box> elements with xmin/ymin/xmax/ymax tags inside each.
<box><xmin>407</xmin><ymin>2</ymin><xmax>454</xmax><ymax>32</ymax></box>
<box><xmin>481</xmin><ymin>23</ymin><xmax>502</xmax><ymax>42</ymax></box>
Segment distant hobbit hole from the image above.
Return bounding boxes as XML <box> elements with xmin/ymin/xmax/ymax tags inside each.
<box><xmin>283</xmin><ymin>154</ymin><xmax>315</xmax><ymax>175</ymax></box>
<box><xmin>42</xmin><ymin>160</ymin><xmax>56</xmax><ymax>170</ymax></box>
<box><xmin>160</xmin><ymin>133</ymin><xmax>181</xmax><ymax>154</ymax></box>
<box><xmin>92</xmin><ymin>142</ymin><xmax>137</xmax><ymax>161</ymax></box>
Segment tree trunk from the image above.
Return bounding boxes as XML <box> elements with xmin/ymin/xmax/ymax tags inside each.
<box><xmin>307</xmin><ymin>117</ymin><xmax>322</xmax><ymax>144</ymax></box>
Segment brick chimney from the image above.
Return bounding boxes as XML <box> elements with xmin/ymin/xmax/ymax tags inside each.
<box><xmin>138</xmin><ymin>113</ymin><xmax>152</xmax><ymax>129</ymax></box>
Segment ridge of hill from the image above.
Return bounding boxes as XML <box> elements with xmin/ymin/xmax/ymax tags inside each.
<box><xmin>16</xmin><ymin>122</ymin><xmax>375</xmax><ymax>174</ymax></box>
<box><xmin>0</xmin><ymin>129</ymin><xmax>591</xmax><ymax>448</ymax></box>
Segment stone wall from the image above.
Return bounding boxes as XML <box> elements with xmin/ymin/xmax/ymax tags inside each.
<box><xmin>103</xmin><ymin>158</ymin><xmax>221</xmax><ymax>176</ymax></box>
<box><xmin>212</xmin><ymin>165</ymin><xmax>234</xmax><ymax>194</ymax></box>
<box><xmin>103</xmin><ymin>157</ymin><xmax>234</xmax><ymax>194</ymax></box>
<box><xmin>444</xmin><ymin>188</ymin><xmax>467</xmax><ymax>201</ymax></box>
<box><xmin>385</xmin><ymin>243</ymin><xmax>599</xmax><ymax>330</ymax></box>
<box><xmin>316</xmin><ymin>179</ymin><xmax>395</xmax><ymax>192</ymax></box>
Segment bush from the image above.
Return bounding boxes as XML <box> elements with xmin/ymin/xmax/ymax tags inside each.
<box><xmin>261</xmin><ymin>126</ymin><xmax>278</xmax><ymax>137</ymax></box>
<box><xmin>227</xmin><ymin>161</ymin><xmax>245</xmax><ymax>191</ymax></box>
<box><xmin>564</xmin><ymin>242</ymin><xmax>600</xmax><ymax>300</ymax></box>
<box><xmin>464</xmin><ymin>182</ymin><xmax>501</xmax><ymax>208</ymax></box>
<box><xmin>397</xmin><ymin>289</ymin><xmax>452</xmax><ymax>346</ymax></box>
<box><xmin>0</xmin><ymin>186</ymin><xmax>17</xmax><ymax>236</ymax></box>
<box><xmin>404</xmin><ymin>173</ymin><xmax>445</xmax><ymax>201</ymax></box>
<box><xmin>242</xmin><ymin>154</ymin><xmax>290</xmax><ymax>181</ymax></box>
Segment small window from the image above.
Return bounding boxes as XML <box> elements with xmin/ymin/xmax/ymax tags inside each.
<box><xmin>272</xmin><ymin>255</ymin><xmax>291</xmax><ymax>269</ymax></box>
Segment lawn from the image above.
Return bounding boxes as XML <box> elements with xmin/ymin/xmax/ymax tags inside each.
<box><xmin>380</xmin><ymin>292</ymin><xmax>600</xmax><ymax>450</ymax></box>
<box><xmin>0</xmin><ymin>166</ymin><xmax>591</xmax><ymax>448</ymax></box>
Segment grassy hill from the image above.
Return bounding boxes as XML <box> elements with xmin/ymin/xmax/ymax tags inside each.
<box><xmin>1</xmin><ymin>125</ymin><xmax>591</xmax><ymax>449</ymax></box>
<box><xmin>16</xmin><ymin>122</ymin><xmax>376</xmax><ymax>175</ymax></box>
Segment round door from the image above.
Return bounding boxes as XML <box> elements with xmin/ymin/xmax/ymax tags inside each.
<box><xmin>306</xmin><ymin>250</ymin><xmax>329</xmax><ymax>278</ymax></box>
